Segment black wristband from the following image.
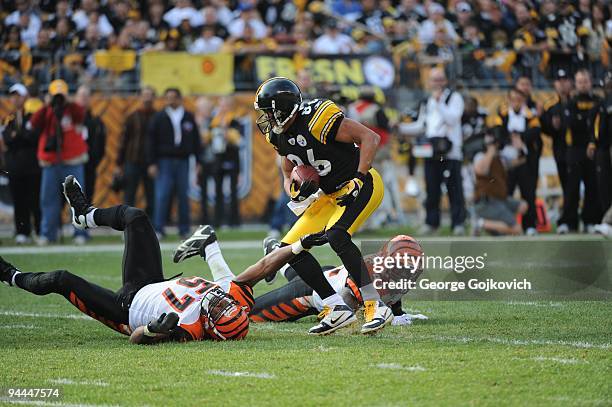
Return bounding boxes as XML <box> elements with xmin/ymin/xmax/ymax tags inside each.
<box><xmin>354</xmin><ymin>171</ymin><xmax>367</xmax><ymax>181</ymax></box>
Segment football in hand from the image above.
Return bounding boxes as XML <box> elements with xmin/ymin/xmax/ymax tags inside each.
<box><xmin>291</xmin><ymin>165</ymin><xmax>320</xmax><ymax>188</ymax></box>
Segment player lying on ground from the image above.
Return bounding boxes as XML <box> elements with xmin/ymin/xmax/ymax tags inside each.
<box><xmin>249</xmin><ymin>236</ymin><xmax>427</xmax><ymax>325</ymax></box>
<box><xmin>0</xmin><ymin>176</ymin><xmax>329</xmax><ymax>344</ymax></box>
<box><xmin>175</xmin><ymin>232</ymin><xmax>426</xmax><ymax>329</ymax></box>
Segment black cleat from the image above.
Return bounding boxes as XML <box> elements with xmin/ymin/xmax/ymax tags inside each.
<box><xmin>0</xmin><ymin>256</ymin><xmax>19</xmax><ymax>286</ymax></box>
<box><xmin>173</xmin><ymin>225</ymin><xmax>217</xmax><ymax>263</ymax></box>
<box><xmin>262</xmin><ymin>236</ymin><xmax>282</xmax><ymax>284</ymax></box>
<box><xmin>62</xmin><ymin>175</ymin><xmax>95</xmax><ymax>229</ymax></box>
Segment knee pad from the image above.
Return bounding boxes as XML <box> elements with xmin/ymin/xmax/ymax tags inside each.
<box><xmin>49</xmin><ymin>270</ymin><xmax>69</xmax><ymax>288</ymax></box>
<box><xmin>326</xmin><ymin>227</ymin><xmax>352</xmax><ymax>254</ymax></box>
<box><xmin>123</xmin><ymin>206</ymin><xmax>147</xmax><ymax>225</ymax></box>
<box><xmin>24</xmin><ymin>270</ymin><xmax>70</xmax><ymax>295</ymax></box>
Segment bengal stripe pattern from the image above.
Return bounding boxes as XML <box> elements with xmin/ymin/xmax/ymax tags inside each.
<box><xmin>249</xmin><ymin>297</ymin><xmax>312</xmax><ymax>322</ymax></box>
<box><xmin>68</xmin><ymin>291</ymin><xmax>131</xmax><ymax>335</ymax></box>
<box><xmin>211</xmin><ymin>306</ymin><xmax>250</xmax><ymax>341</ymax></box>
<box><xmin>345</xmin><ymin>278</ymin><xmax>363</xmax><ymax>304</ymax></box>
<box><xmin>229</xmin><ymin>282</ymin><xmax>254</xmax><ymax>313</ymax></box>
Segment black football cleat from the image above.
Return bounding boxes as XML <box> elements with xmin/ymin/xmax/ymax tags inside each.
<box><xmin>62</xmin><ymin>175</ymin><xmax>95</xmax><ymax>230</ymax></box>
<box><xmin>262</xmin><ymin>236</ymin><xmax>282</xmax><ymax>284</ymax></box>
<box><xmin>173</xmin><ymin>225</ymin><xmax>217</xmax><ymax>263</ymax></box>
<box><xmin>0</xmin><ymin>256</ymin><xmax>19</xmax><ymax>287</ymax></box>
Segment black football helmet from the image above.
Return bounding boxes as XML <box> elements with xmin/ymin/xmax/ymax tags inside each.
<box><xmin>254</xmin><ymin>77</ymin><xmax>302</xmax><ymax>135</ymax></box>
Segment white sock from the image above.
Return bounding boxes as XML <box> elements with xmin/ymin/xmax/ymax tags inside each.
<box><xmin>322</xmin><ymin>293</ymin><xmax>345</xmax><ymax>307</ymax></box>
<box><xmin>359</xmin><ymin>283</ymin><xmax>381</xmax><ymax>302</ymax></box>
<box><xmin>204</xmin><ymin>241</ymin><xmax>235</xmax><ymax>284</ymax></box>
<box><xmin>279</xmin><ymin>264</ymin><xmax>289</xmax><ymax>279</ymax></box>
<box><xmin>85</xmin><ymin>209</ymin><xmax>98</xmax><ymax>228</ymax></box>
<box><xmin>11</xmin><ymin>271</ymin><xmax>21</xmax><ymax>287</ymax></box>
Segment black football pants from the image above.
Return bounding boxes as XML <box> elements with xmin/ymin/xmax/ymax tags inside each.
<box><xmin>565</xmin><ymin>147</ymin><xmax>602</xmax><ymax>230</ymax></box>
<box><xmin>14</xmin><ymin>205</ymin><xmax>165</xmax><ymax>334</ymax></box>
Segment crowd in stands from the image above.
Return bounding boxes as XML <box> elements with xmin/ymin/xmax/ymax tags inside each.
<box><xmin>0</xmin><ymin>0</ymin><xmax>611</xmax><ymax>244</ymax></box>
<box><xmin>1</xmin><ymin>0</ymin><xmax>611</xmax><ymax>90</ymax></box>
<box><xmin>1</xmin><ymin>67</ymin><xmax>611</xmax><ymax>244</ymax></box>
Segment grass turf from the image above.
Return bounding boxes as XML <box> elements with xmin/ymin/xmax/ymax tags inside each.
<box><xmin>0</xmin><ymin>246</ymin><xmax>610</xmax><ymax>407</ymax></box>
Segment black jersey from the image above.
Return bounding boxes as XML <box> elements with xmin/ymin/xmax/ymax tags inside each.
<box><xmin>266</xmin><ymin>99</ymin><xmax>360</xmax><ymax>194</ymax></box>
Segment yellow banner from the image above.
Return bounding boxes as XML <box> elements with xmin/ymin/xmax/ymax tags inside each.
<box><xmin>94</xmin><ymin>50</ymin><xmax>137</xmax><ymax>72</ymax></box>
<box><xmin>140</xmin><ymin>52</ymin><xmax>234</xmax><ymax>95</ymax></box>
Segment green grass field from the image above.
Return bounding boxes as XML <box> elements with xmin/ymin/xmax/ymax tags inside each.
<box><xmin>0</xmin><ymin>242</ymin><xmax>611</xmax><ymax>407</ymax></box>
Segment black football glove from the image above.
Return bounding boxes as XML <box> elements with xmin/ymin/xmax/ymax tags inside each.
<box><xmin>336</xmin><ymin>172</ymin><xmax>366</xmax><ymax>207</ymax></box>
<box><xmin>289</xmin><ymin>179</ymin><xmax>318</xmax><ymax>202</ymax></box>
<box><xmin>300</xmin><ymin>230</ymin><xmax>329</xmax><ymax>250</ymax></box>
<box><xmin>145</xmin><ymin>312</ymin><xmax>179</xmax><ymax>337</ymax></box>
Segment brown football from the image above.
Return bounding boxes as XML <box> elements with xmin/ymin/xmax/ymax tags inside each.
<box><xmin>291</xmin><ymin>165</ymin><xmax>320</xmax><ymax>186</ymax></box>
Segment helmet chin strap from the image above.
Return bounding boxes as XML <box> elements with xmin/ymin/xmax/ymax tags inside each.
<box><xmin>271</xmin><ymin>100</ymin><xmax>299</xmax><ymax>134</ymax></box>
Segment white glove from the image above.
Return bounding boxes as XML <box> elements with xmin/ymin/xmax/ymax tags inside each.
<box><xmin>287</xmin><ymin>189</ymin><xmax>324</xmax><ymax>216</ymax></box>
<box><xmin>392</xmin><ymin>313</ymin><xmax>428</xmax><ymax>326</ymax></box>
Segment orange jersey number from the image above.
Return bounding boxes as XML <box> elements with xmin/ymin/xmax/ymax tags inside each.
<box><xmin>162</xmin><ymin>277</ymin><xmax>216</xmax><ymax>313</ymax></box>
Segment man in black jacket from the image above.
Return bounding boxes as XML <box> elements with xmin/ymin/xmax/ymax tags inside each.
<box><xmin>540</xmin><ymin>69</ymin><xmax>573</xmax><ymax>233</ymax></box>
<box><xmin>147</xmin><ymin>88</ymin><xmax>201</xmax><ymax>238</ymax></box>
<box><xmin>2</xmin><ymin>84</ymin><xmax>41</xmax><ymax>244</ymax></box>
<box><xmin>589</xmin><ymin>72</ymin><xmax>611</xmax><ymax>221</ymax></box>
<box><xmin>116</xmin><ymin>87</ymin><xmax>157</xmax><ymax>217</ymax></box>
<box><xmin>564</xmin><ymin>69</ymin><xmax>603</xmax><ymax>232</ymax></box>
<box><xmin>76</xmin><ymin>85</ymin><xmax>106</xmax><ymax>205</ymax></box>
<box><xmin>491</xmin><ymin>88</ymin><xmax>542</xmax><ymax>235</ymax></box>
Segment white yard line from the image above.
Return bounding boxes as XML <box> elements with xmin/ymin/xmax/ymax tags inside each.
<box><xmin>530</xmin><ymin>356</ymin><xmax>587</xmax><ymax>365</ymax></box>
<box><xmin>0</xmin><ymin>398</ymin><xmax>119</xmax><ymax>407</ymax></box>
<box><xmin>0</xmin><ymin>234</ymin><xmax>603</xmax><ymax>255</ymax></box>
<box><xmin>424</xmin><ymin>335</ymin><xmax>611</xmax><ymax>350</ymax></box>
<box><xmin>206</xmin><ymin>370</ymin><xmax>276</xmax><ymax>379</ymax></box>
<box><xmin>505</xmin><ymin>301</ymin><xmax>564</xmax><ymax>307</ymax></box>
<box><xmin>48</xmin><ymin>379</ymin><xmax>109</xmax><ymax>387</ymax></box>
<box><xmin>0</xmin><ymin>324</ymin><xmax>38</xmax><ymax>329</ymax></box>
<box><xmin>375</xmin><ymin>363</ymin><xmax>426</xmax><ymax>372</ymax></box>
<box><xmin>0</xmin><ymin>310</ymin><xmax>93</xmax><ymax>321</ymax></box>
<box><xmin>0</xmin><ymin>241</ymin><xmax>261</xmax><ymax>255</ymax></box>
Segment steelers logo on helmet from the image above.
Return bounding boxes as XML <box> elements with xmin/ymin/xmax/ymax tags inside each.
<box><xmin>254</xmin><ymin>77</ymin><xmax>302</xmax><ymax>135</ymax></box>
<box><xmin>200</xmin><ymin>286</ymin><xmax>249</xmax><ymax>340</ymax></box>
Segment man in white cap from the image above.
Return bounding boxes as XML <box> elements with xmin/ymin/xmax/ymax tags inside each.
<box><xmin>418</xmin><ymin>2</ymin><xmax>458</xmax><ymax>45</ymax></box>
<box><xmin>2</xmin><ymin>84</ymin><xmax>41</xmax><ymax>244</ymax></box>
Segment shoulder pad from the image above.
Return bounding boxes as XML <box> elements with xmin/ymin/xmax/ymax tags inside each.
<box><xmin>307</xmin><ymin>99</ymin><xmax>344</xmax><ymax>144</ymax></box>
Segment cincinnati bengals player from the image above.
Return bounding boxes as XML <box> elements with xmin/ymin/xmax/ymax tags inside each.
<box><xmin>250</xmin><ymin>236</ymin><xmax>426</xmax><ymax>325</ymax></box>
<box><xmin>0</xmin><ymin>176</ymin><xmax>328</xmax><ymax>344</ymax></box>
<box><xmin>254</xmin><ymin>77</ymin><xmax>392</xmax><ymax>335</ymax></box>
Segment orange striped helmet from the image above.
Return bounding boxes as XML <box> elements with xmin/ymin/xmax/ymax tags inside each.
<box><xmin>200</xmin><ymin>286</ymin><xmax>249</xmax><ymax>341</ymax></box>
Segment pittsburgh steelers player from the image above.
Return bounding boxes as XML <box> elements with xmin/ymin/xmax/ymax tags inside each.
<box><xmin>254</xmin><ymin>77</ymin><xmax>392</xmax><ymax>335</ymax></box>
<box><xmin>0</xmin><ymin>176</ymin><xmax>328</xmax><ymax>343</ymax></box>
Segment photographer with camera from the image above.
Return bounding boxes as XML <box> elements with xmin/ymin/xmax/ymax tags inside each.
<box><xmin>472</xmin><ymin>132</ymin><xmax>528</xmax><ymax>236</ymax></box>
<box><xmin>399</xmin><ymin>67</ymin><xmax>466</xmax><ymax>235</ymax></box>
<box><xmin>490</xmin><ymin>88</ymin><xmax>541</xmax><ymax>235</ymax></box>
<box><xmin>30</xmin><ymin>79</ymin><xmax>88</xmax><ymax>245</ymax></box>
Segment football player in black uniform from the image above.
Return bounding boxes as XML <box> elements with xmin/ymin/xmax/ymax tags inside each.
<box><xmin>254</xmin><ymin>77</ymin><xmax>392</xmax><ymax>335</ymax></box>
